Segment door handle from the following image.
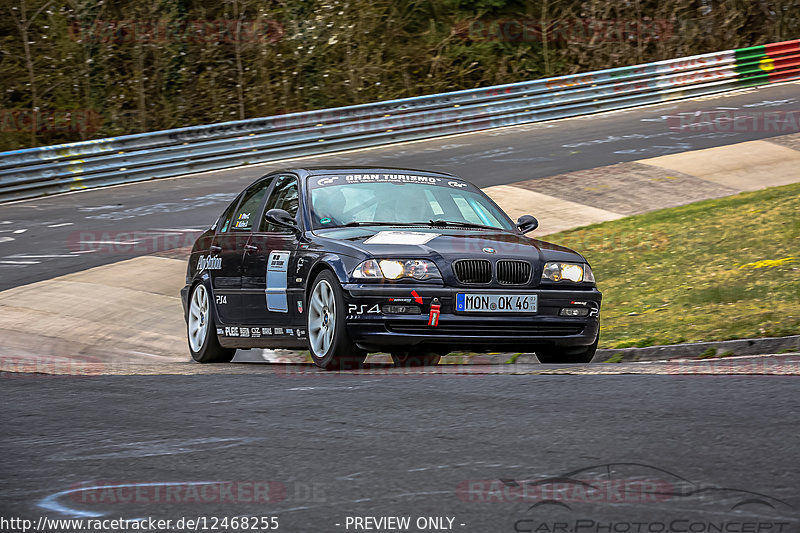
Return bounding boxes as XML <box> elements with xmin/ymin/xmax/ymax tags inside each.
<box><xmin>210</xmin><ymin>245</ymin><xmax>222</xmax><ymax>255</ymax></box>
<box><xmin>244</xmin><ymin>244</ymin><xmax>258</xmax><ymax>254</ymax></box>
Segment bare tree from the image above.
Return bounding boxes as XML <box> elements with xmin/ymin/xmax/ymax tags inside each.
<box><xmin>8</xmin><ymin>0</ymin><xmax>53</xmax><ymax>145</ymax></box>
<box><xmin>232</xmin><ymin>0</ymin><xmax>246</xmax><ymax>120</ymax></box>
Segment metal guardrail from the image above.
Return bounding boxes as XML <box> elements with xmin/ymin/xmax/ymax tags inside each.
<box><xmin>1</xmin><ymin>39</ymin><xmax>798</xmax><ymax>202</ymax></box>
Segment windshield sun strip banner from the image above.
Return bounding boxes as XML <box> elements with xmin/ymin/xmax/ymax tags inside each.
<box><xmin>310</xmin><ymin>174</ymin><xmax>477</xmax><ymax>190</ymax></box>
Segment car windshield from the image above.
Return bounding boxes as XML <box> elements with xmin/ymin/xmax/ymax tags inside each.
<box><xmin>308</xmin><ymin>173</ymin><xmax>514</xmax><ymax>230</ymax></box>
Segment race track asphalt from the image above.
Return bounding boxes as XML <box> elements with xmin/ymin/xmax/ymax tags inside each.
<box><xmin>1</xmin><ymin>83</ymin><xmax>799</xmax><ymax>532</ymax></box>
<box><xmin>1</xmin><ymin>372</ymin><xmax>797</xmax><ymax>530</ymax></box>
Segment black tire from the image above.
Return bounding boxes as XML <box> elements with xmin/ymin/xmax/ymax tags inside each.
<box><xmin>536</xmin><ymin>337</ymin><xmax>598</xmax><ymax>364</ymax></box>
<box><xmin>391</xmin><ymin>350</ymin><xmax>442</xmax><ymax>367</ymax></box>
<box><xmin>307</xmin><ymin>270</ymin><xmax>366</xmax><ymax>370</ymax></box>
<box><xmin>187</xmin><ymin>283</ymin><xmax>235</xmax><ymax>363</ymax></box>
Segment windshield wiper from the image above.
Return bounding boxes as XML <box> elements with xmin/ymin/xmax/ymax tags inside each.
<box><xmin>329</xmin><ymin>220</ymin><xmax>497</xmax><ymax>230</ymax></box>
<box><xmin>339</xmin><ymin>221</ymin><xmax>419</xmax><ymax>227</ymax></box>
<box><xmin>428</xmin><ymin>219</ymin><xmax>495</xmax><ymax>230</ymax></box>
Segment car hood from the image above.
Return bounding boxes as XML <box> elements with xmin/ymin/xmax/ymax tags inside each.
<box><xmin>312</xmin><ymin>226</ymin><xmax>586</xmax><ymax>263</ymax></box>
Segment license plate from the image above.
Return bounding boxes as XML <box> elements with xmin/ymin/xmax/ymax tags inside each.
<box><xmin>455</xmin><ymin>293</ymin><xmax>538</xmax><ymax>313</ymax></box>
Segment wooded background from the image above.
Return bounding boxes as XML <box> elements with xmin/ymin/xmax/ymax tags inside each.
<box><xmin>2</xmin><ymin>0</ymin><xmax>798</xmax><ymax>151</ymax></box>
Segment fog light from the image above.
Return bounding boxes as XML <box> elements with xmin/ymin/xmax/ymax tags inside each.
<box><xmin>382</xmin><ymin>304</ymin><xmax>421</xmax><ymax>315</ymax></box>
<box><xmin>560</xmin><ymin>307</ymin><xmax>590</xmax><ymax>317</ymax></box>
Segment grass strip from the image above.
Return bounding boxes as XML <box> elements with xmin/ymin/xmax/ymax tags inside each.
<box><xmin>544</xmin><ymin>182</ymin><xmax>800</xmax><ymax>348</ymax></box>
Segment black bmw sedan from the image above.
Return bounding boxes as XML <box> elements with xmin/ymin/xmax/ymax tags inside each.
<box><xmin>181</xmin><ymin>167</ymin><xmax>601</xmax><ymax>369</ymax></box>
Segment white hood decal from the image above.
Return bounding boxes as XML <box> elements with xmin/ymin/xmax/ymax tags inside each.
<box><xmin>363</xmin><ymin>231</ymin><xmax>440</xmax><ymax>246</ymax></box>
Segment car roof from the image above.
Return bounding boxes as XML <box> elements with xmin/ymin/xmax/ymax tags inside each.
<box><xmin>294</xmin><ymin>166</ymin><xmax>461</xmax><ymax>179</ymax></box>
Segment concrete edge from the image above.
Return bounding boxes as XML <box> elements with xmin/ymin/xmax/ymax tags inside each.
<box><xmin>593</xmin><ymin>334</ymin><xmax>800</xmax><ymax>362</ymax></box>
<box><xmin>434</xmin><ymin>335</ymin><xmax>800</xmax><ymax>365</ymax></box>
<box><xmin>1</xmin><ymin>341</ymin><xmax>798</xmax><ymax>376</ymax></box>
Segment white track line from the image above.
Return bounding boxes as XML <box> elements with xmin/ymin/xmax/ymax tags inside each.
<box><xmin>6</xmin><ymin>254</ymin><xmax>80</xmax><ymax>259</ymax></box>
<box><xmin>77</xmin><ymin>240</ymin><xmax>139</xmax><ymax>245</ymax></box>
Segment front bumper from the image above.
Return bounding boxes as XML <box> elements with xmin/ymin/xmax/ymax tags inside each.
<box><xmin>341</xmin><ymin>283</ymin><xmax>601</xmax><ymax>352</ymax></box>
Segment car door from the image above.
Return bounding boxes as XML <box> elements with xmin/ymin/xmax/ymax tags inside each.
<box><xmin>240</xmin><ymin>175</ymin><xmax>301</xmax><ymax>329</ymax></box>
<box><xmin>209</xmin><ymin>178</ymin><xmax>273</xmax><ymax>323</ymax></box>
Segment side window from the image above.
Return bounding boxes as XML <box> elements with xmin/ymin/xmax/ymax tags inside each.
<box><xmin>231</xmin><ymin>178</ymin><xmax>273</xmax><ymax>232</ymax></box>
<box><xmin>217</xmin><ymin>196</ymin><xmax>242</xmax><ymax>233</ymax></box>
<box><xmin>261</xmin><ymin>176</ymin><xmax>299</xmax><ymax>232</ymax></box>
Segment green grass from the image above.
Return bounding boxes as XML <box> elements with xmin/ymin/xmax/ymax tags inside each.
<box><xmin>696</xmin><ymin>348</ymin><xmax>736</xmax><ymax>359</ymax></box>
<box><xmin>544</xmin><ymin>182</ymin><xmax>800</xmax><ymax>349</ymax></box>
<box><xmin>602</xmin><ymin>352</ymin><xmax>625</xmax><ymax>364</ymax></box>
<box><xmin>697</xmin><ymin>347</ymin><xmax>718</xmax><ymax>359</ymax></box>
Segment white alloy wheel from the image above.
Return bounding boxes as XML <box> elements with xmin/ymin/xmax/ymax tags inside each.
<box><xmin>188</xmin><ymin>284</ymin><xmax>210</xmax><ymax>352</ymax></box>
<box><xmin>309</xmin><ymin>279</ymin><xmax>336</xmax><ymax>356</ymax></box>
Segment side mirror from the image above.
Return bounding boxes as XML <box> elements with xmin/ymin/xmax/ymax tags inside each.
<box><xmin>265</xmin><ymin>208</ymin><xmax>298</xmax><ymax>229</ymax></box>
<box><xmin>516</xmin><ymin>215</ymin><xmax>538</xmax><ymax>234</ymax></box>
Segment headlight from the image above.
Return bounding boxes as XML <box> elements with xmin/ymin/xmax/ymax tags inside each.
<box><xmin>541</xmin><ymin>262</ymin><xmax>594</xmax><ymax>283</ymax></box>
<box><xmin>352</xmin><ymin>259</ymin><xmax>382</xmax><ymax>278</ymax></box>
<box><xmin>353</xmin><ymin>259</ymin><xmax>442</xmax><ymax>280</ymax></box>
<box><xmin>584</xmin><ymin>264</ymin><xmax>595</xmax><ymax>283</ymax></box>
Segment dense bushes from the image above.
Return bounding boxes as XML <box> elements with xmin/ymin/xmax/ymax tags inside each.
<box><xmin>1</xmin><ymin>0</ymin><xmax>797</xmax><ymax>150</ymax></box>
